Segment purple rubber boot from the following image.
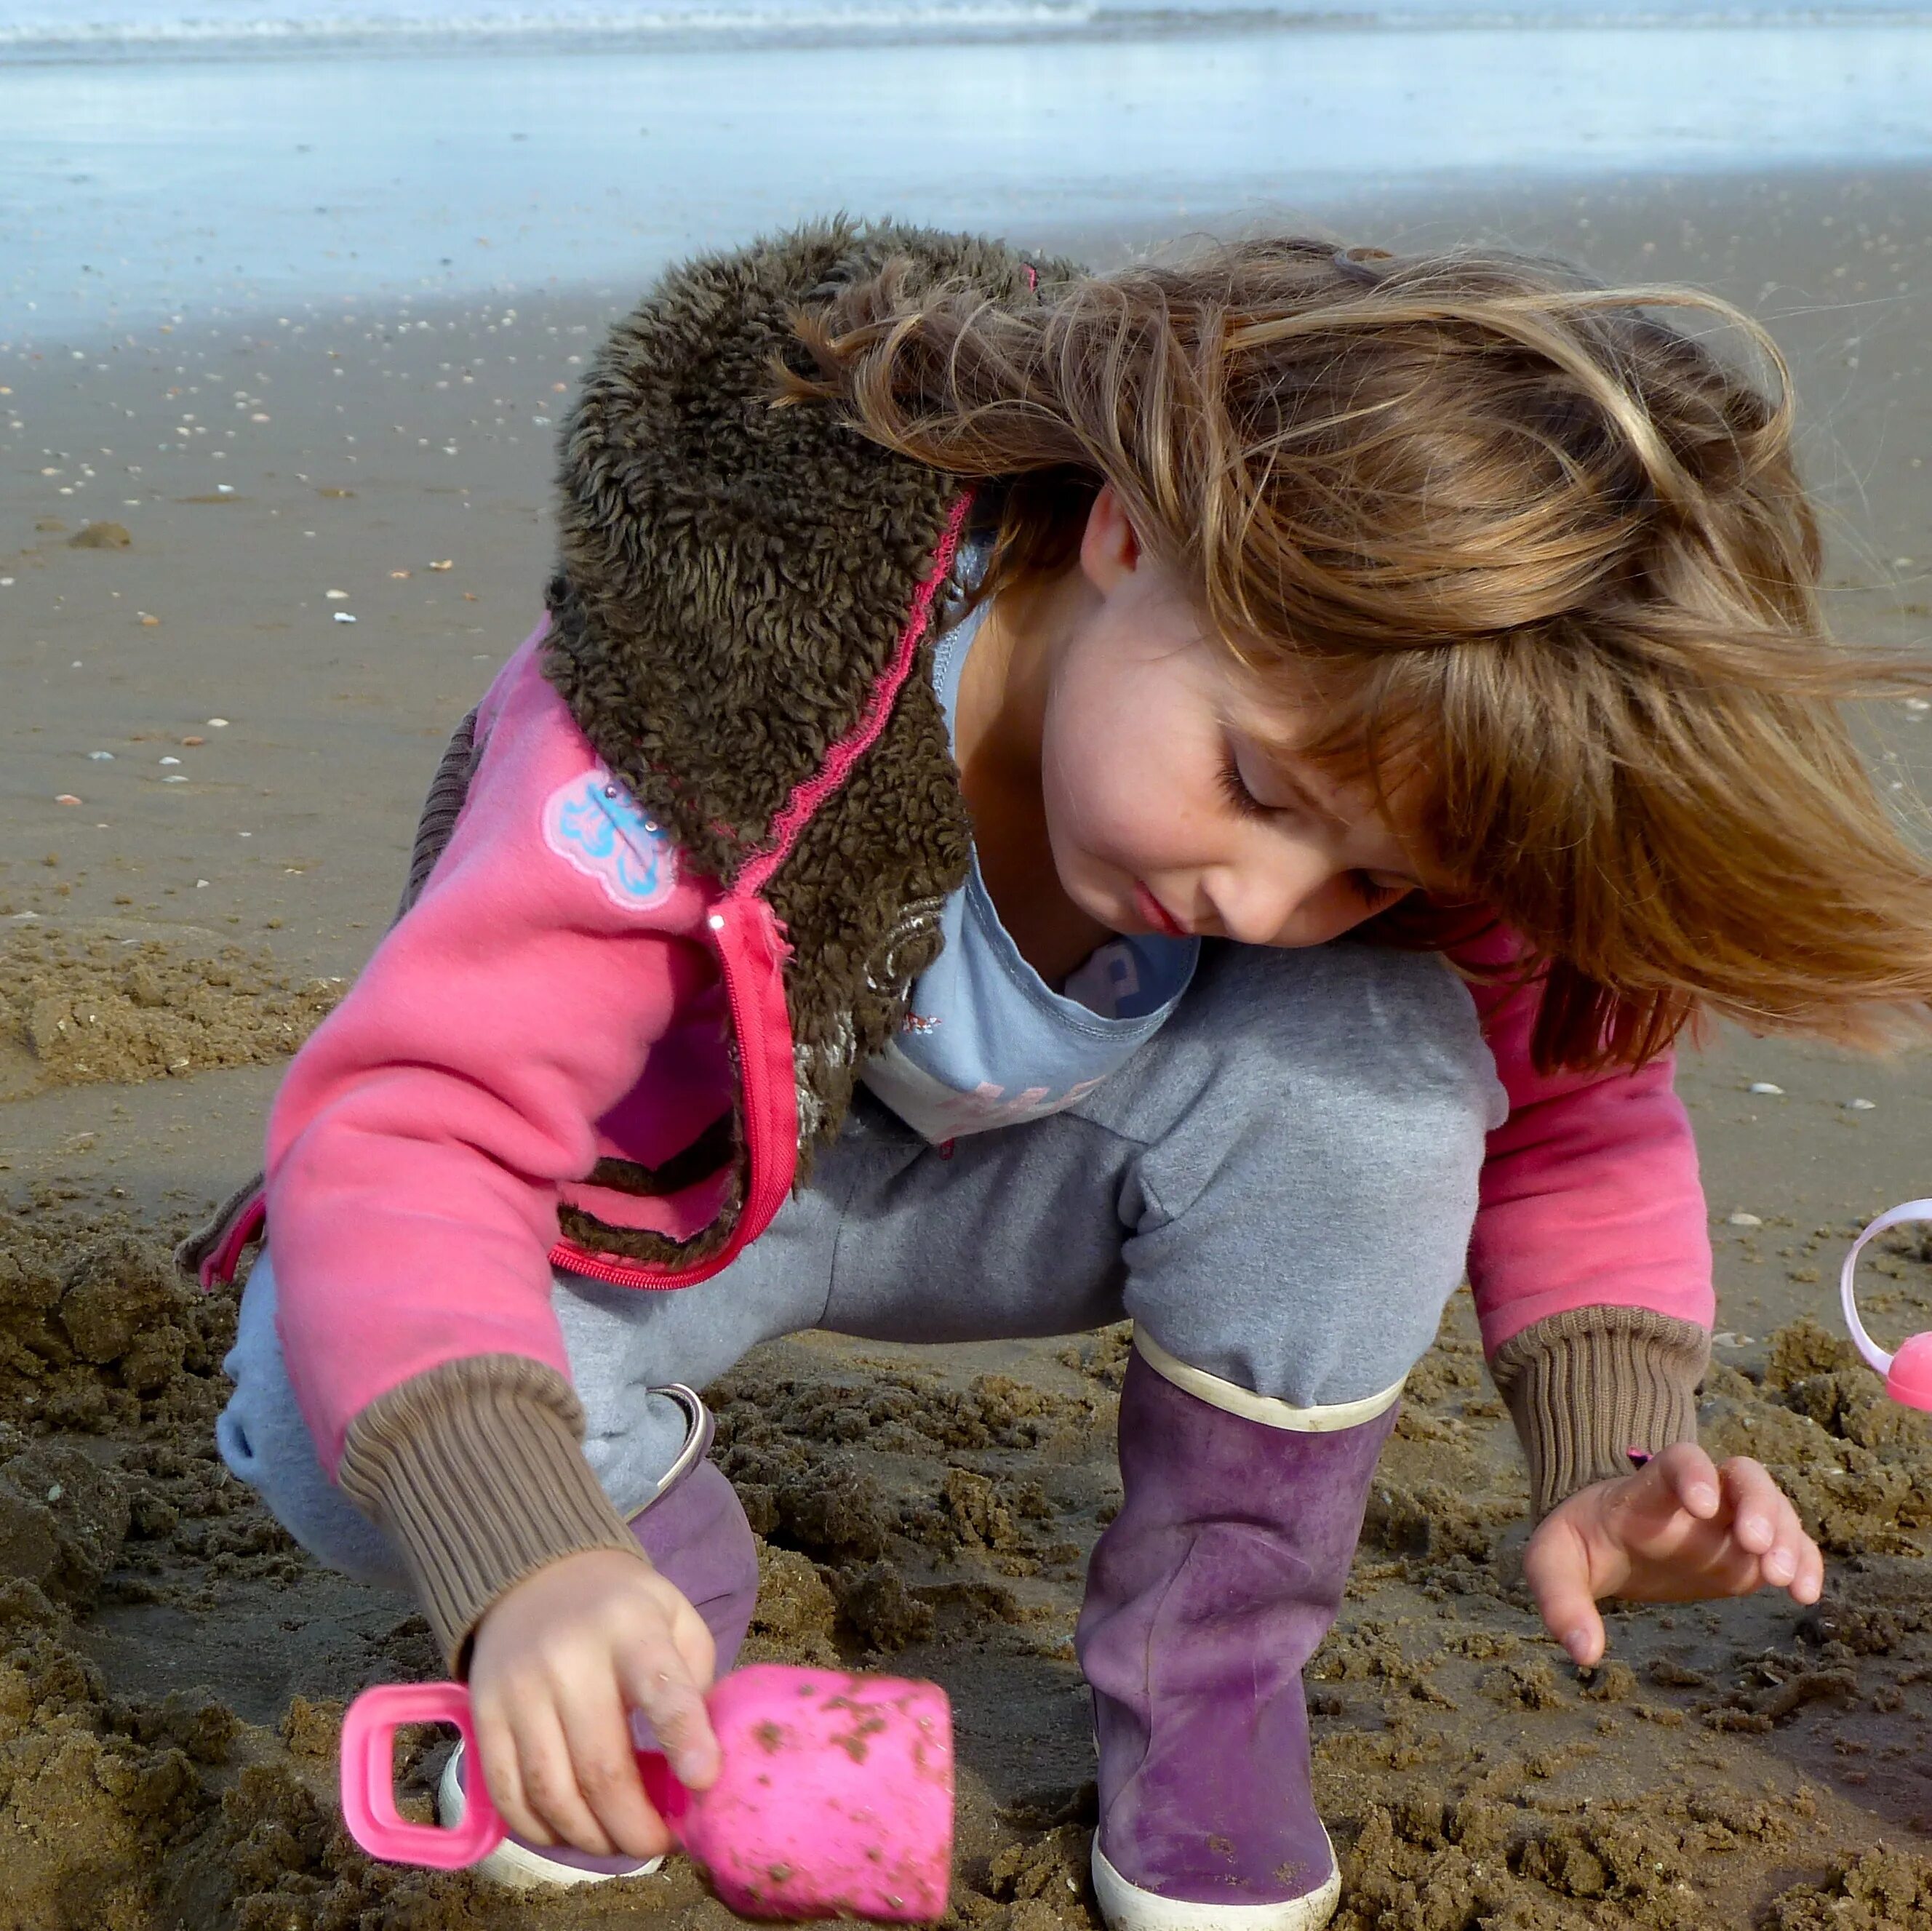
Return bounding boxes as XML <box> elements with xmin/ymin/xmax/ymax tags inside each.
<box><xmin>439</xmin><ymin>1386</ymin><xmax>761</xmax><ymax>1890</ymax></box>
<box><xmin>1076</xmin><ymin>1343</ymin><xmax>1397</xmax><ymax>1931</ymax></box>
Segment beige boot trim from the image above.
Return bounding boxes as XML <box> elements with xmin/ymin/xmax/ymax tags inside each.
<box><xmin>1133</xmin><ymin>1330</ymin><xmax>1402</xmax><ymax>1434</ymax></box>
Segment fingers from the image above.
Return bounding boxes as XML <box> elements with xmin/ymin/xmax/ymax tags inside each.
<box><xmin>513</xmin><ymin>1697</ymin><xmax>620</xmax><ymax>1855</ymax></box>
<box><xmin>1583</xmin><ymin>1452</ymin><xmax>1826</xmax><ymax>1609</ymax></box>
<box><xmin>618</xmin><ymin>1595</ymin><xmax>720</xmax><ymax>1791</ymax></box>
<box><xmin>1652</xmin><ymin>1441</ymin><xmax>1721</xmax><ymax>1519</ymax></box>
<box><xmin>1721</xmin><ymin>1456</ymin><xmax>1784</xmax><ymax>1561</ymax></box>
<box><xmin>1522</xmin><ymin>1514</ymin><xmax>1610</xmax><ymax>1668</ymax></box>
<box><xmin>1796</xmin><ymin>1533</ymin><xmax>1827</xmax><ymax>1605</ymax></box>
<box><xmin>556</xmin><ymin>1682</ymin><xmax>676</xmax><ymax>1859</ymax></box>
<box><xmin>472</xmin><ymin>1669</ymin><xmax>675</xmax><ymax>1860</ymax></box>
<box><xmin>471</xmin><ymin>1697</ymin><xmax>550</xmax><ymax>1847</ymax></box>
<box><xmin>1524</xmin><ymin>1452</ymin><xmax>1827</xmax><ymax>1674</ymax></box>
<box><xmin>1717</xmin><ymin>1457</ymin><xmax>1824</xmax><ymax>1604</ymax></box>
<box><xmin>465</xmin><ymin>1548</ymin><xmax>711</xmax><ymax>1859</ymax></box>
<box><xmin>670</xmin><ymin>1589</ymin><xmax>719</xmax><ymax>1693</ymax></box>
<box><xmin>474</xmin><ymin>1693</ymin><xmax>607</xmax><ymax>1852</ymax></box>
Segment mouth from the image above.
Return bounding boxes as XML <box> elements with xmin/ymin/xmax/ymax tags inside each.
<box><xmin>1133</xmin><ymin>882</ymin><xmax>1189</xmax><ymax>939</ymax></box>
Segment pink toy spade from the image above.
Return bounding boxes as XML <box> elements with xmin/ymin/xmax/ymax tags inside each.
<box><xmin>340</xmin><ymin>1662</ymin><xmax>954</xmax><ymax>1922</ymax></box>
<box><xmin>1842</xmin><ymin>1199</ymin><xmax>1932</xmax><ymax>1410</ymax></box>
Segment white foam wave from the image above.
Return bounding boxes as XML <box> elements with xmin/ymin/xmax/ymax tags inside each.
<box><xmin>0</xmin><ymin>2</ymin><xmax>1087</xmax><ymax>55</ymax></box>
<box><xmin>0</xmin><ymin>0</ymin><xmax>1926</xmax><ymax>54</ymax></box>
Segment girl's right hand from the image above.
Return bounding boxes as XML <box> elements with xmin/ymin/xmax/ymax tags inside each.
<box><xmin>466</xmin><ymin>1546</ymin><xmax>721</xmax><ymax>1860</ymax></box>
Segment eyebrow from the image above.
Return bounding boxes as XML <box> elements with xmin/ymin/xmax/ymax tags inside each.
<box><xmin>1268</xmin><ymin>761</ymin><xmax>1351</xmax><ymax>832</ymax></box>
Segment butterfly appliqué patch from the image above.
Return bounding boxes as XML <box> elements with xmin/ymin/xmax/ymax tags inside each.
<box><xmin>542</xmin><ymin>769</ymin><xmax>679</xmax><ymax>912</ymax></box>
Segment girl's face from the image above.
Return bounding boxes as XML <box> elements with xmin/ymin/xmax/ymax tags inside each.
<box><xmin>1037</xmin><ymin>488</ymin><xmax>1424</xmax><ymax>950</ymax></box>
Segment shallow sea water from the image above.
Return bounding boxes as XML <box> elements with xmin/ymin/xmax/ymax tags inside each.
<box><xmin>4</xmin><ymin>17</ymin><xmax>1932</xmax><ymax>342</ymax></box>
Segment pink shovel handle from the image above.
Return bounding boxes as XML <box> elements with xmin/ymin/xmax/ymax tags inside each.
<box><xmin>338</xmin><ymin>1682</ymin><xmax>505</xmax><ymax>1868</ymax></box>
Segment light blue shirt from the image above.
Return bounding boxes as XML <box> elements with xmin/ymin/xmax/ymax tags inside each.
<box><xmin>856</xmin><ymin>579</ymin><xmax>1199</xmax><ymax>1141</ymax></box>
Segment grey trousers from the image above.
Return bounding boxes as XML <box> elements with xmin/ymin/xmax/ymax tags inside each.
<box><xmin>217</xmin><ymin>940</ymin><xmax>1504</xmax><ymax>1593</ymax></box>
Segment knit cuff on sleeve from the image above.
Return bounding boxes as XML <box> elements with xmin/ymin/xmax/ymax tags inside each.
<box><xmin>1488</xmin><ymin>1306</ymin><xmax>1712</xmax><ymax>1519</ymax></box>
<box><xmin>337</xmin><ymin>1354</ymin><xmax>647</xmax><ymax>1674</ymax></box>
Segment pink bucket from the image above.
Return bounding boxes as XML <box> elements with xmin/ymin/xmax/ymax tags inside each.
<box><xmin>340</xmin><ymin>1662</ymin><xmax>955</xmax><ymax>1922</ymax></box>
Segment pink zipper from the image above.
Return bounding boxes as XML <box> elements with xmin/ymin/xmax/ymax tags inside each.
<box><xmin>545</xmin><ymin>1244</ymin><xmax>692</xmax><ymax>1288</ymax></box>
<box><xmin>549</xmin><ymin>890</ymin><xmax>798</xmax><ymax>1290</ymax></box>
<box><xmin>708</xmin><ymin>894</ymin><xmax>797</xmax><ymax>1249</ymax></box>
<box><xmin>200</xmin><ymin>1187</ymin><xmax>268</xmax><ymax>1291</ymax></box>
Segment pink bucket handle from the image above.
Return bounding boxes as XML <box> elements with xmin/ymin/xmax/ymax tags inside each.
<box><xmin>339</xmin><ymin>1682</ymin><xmax>506</xmax><ymax>1869</ymax></box>
<box><xmin>1841</xmin><ymin>1199</ymin><xmax>1932</xmax><ymax>1409</ymax></box>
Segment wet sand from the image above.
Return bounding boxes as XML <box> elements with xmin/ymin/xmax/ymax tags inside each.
<box><xmin>3</xmin><ymin>164</ymin><xmax>1932</xmax><ymax>1930</ymax></box>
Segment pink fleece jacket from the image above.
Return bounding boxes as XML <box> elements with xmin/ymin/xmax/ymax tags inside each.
<box><xmin>267</xmin><ymin>630</ymin><xmax>1714</xmax><ymax>1476</ymax></box>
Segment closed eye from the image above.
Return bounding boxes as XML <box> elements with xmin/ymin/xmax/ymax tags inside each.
<box><xmin>1344</xmin><ymin>871</ymin><xmax>1413</xmax><ymax>909</ymax></box>
<box><xmin>1221</xmin><ymin>740</ymin><xmax>1420</xmax><ymax>908</ymax></box>
<box><xmin>1216</xmin><ymin>746</ymin><xmax>1272</xmax><ymax>820</ymax></box>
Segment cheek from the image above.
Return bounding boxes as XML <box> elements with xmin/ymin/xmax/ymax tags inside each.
<box><xmin>1039</xmin><ymin>705</ymin><xmax>1145</xmax><ymax>876</ymax></box>
<box><xmin>1279</xmin><ymin>899</ymin><xmax>1377</xmax><ymax>949</ymax></box>
<box><xmin>1039</xmin><ymin>714</ymin><xmax>1119</xmax><ymax>846</ymax></box>
<box><xmin>1280</xmin><ymin>876</ymin><xmax>1400</xmax><ymax>948</ymax></box>
<box><xmin>1040</xmin><ymin>635</ymin><xmax>1214</xmax><ymax>863</ymax></box>
<box><xmin>1043</xmin><ymin>732</ymin><xmax>1194</xmax><ymax>869</ymax></box>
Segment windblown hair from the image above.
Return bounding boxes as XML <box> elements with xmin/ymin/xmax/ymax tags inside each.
<box><xmin>777</xmin><ymin>237</ymin><xmax>1932</xmax><ymax>1072</ymax></box>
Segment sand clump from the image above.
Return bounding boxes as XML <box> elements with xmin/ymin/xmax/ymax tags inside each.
<box><xmin>66</xmin><ymin>521</ymin><xmax>133</xmax><ymax>550</ymax></box>
<box><xmin>708</xmin><ymin>1360</ymin><xmax>1100</xmax><ymax>1634</ymax></box>
<box><xmin>1763</xmin><ymin>1850</ymin><xmax>1932</xmax><ymax>1930</ymax></box>
<box><xmin>0</xmin><ymin>1210</ymin><xmax>239</xmax><ymax>1440</ymax></box>
<box><xmin>0</xmin><ymin>1437</ymin><xmax>132</xmax><ymax>1606</ymax></box>
<box><xmin>0</xmin><ymin>1207</ymin><xmax>254</xmax><ymax>1930</ymax></box>
<box><xmin>1331</xmin><ymin>1784</ymin><xmax>1823</xmax><ymax>1930</ymax></box>
<box><xmin>0</xmin><ymin>927</ymin><xmax>340</xmax><ymax>1100</ymax></box>
<box><xmin>0</xmin><ymin>1578</ymin><xmax>223</xmax><ymax>1931</ymax></box>
<box><xmin>0</xmin><ymin>1207</ymin><xmax>484</xmax><ymax>1931</ymax></box>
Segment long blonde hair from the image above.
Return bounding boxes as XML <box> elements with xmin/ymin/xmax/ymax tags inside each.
<box><xmin>778</xmin><ymin>237</ymin><xmax>1932</xmax><ymax>1072</ymax></box>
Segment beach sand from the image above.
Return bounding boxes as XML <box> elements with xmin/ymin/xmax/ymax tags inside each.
<box><xmin>3</xmin><ymin>162</ymin><xmax>1932</xmax><ymax>1929</ymax></box>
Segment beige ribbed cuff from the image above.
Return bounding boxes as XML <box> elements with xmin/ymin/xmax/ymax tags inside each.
<box><xmin>338</xmin><ymin>1355</ymin><xmax>647</xmax><ymax>1674</ymax></box>
<box><xmin>1489</xmin><ymin>1306</ymin><xmax>1712</xmax><ymax>1519</ymax></box>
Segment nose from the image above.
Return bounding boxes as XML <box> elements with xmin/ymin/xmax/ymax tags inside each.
<box><xmin>1207</xmin><ymin>862</ymin><xmax>1366</xmax><ymax>949</ymax></box>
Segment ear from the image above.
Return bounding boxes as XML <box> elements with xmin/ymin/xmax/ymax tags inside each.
<box><xmin>1079</xmin><ymin>481</ymin><xmax>1141</xmax><ymax>594</ymax></box>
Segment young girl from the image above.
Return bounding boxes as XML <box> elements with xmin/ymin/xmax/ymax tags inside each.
<box><xmin>200</xmin><ymin>220</ymin><xmax>1932</xmax><ymax>1929</ymax></box>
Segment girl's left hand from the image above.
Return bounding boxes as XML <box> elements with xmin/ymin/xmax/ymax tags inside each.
<box><xmin>1521</xmin><ymin>1443</ymin><xmax>1824</xmax><ymax>1668</ymax></box>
